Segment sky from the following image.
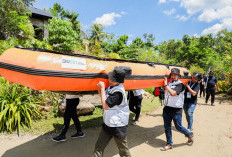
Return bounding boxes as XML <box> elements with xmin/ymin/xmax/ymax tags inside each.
<box><xmin>34</xmin><ymin>0</ymin><xmax>232</xmax><ymax>44</ymax></box>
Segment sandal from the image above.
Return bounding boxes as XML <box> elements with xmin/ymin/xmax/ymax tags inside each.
<box><xmin>187</xmin><ymin>132</ymin><xmax>194</xmax><ymax>146</ymax></box>
<box><xmin>160</xmin><ymin>145</ymin><xmax>173</xmax><ymax>151</ymax></box>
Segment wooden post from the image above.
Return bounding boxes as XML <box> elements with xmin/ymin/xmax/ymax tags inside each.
<box><xmin>83</xmin><ymin>39</ymin><xmax>89</xmax><ymax>53</ymax></box>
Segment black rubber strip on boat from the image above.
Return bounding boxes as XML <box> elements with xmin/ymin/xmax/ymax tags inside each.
<box><xmin>0</xmin><ymin>62</ymin><xmax>191</xmax><ymax>80</ymax></box>
<box><xmin>15</xmin><ymin>47</ymin><xmax>183</xmax><ymax>68</ymax></box>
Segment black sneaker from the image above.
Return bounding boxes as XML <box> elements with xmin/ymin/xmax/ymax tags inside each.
<box><xmin>52</xmin><ymin>135</ymin><xmax>66</xmax><ymax>142</ymax></box>
<box><xmin>71</xmin><ymin>132</ymin><xmax>85</xmax><ymax>138</ymax></box>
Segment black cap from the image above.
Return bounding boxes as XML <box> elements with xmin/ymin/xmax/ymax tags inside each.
<box><xmin>209</xmin><ymin>71</ymin><xmax>214</xmax><ymax>74</ymax></box>
<box><xmin>108</xmin><ymin>66</ymin><xmax>126</xmax><ymax>83</ymax></box>
<box><xmin>170</xmin><ymin>68</ymin><xmax>180</xmax><ymax>76</ymax></box>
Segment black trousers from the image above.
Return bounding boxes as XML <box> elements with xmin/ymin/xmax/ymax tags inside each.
<box><xmin>60</xmin><ymin>98</ymin><xmax>82</xmax><ymax>136</ymax></box>
<box><xmin>200</xmin><ymin>85</ymin><xmax>205</xmax><ymax>97</ymax></box>
<box><xmin>129</xmin><ymin>97</ymin><xmax>142</xmax><ymax>121</ymax></box>
<box><xmin>206</xmin><ymin>87</ymin><xmax>215</xmax><ymax>104</ymax></box>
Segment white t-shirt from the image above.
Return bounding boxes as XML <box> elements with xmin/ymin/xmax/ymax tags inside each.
<box><xmin>132</xmin><ymin>89</ymin><xmax>143</xmax><ymax>96</ymax></box>
<box><xmin>65</xmin><ymin>94</ymin><xmax>79</xmax><ymax>99</ymax></box>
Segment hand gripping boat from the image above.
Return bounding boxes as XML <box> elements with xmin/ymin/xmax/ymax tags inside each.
<box><xmin>0</xmin><ymin>48</ymin><xmax>191</xmax><ymax>94</ymax></box>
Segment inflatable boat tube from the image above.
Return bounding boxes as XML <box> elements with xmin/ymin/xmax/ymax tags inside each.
<box><xmin>0</xmin><ymin>48</ymin><xmax>191</xmax><ymax>94</ymax></box>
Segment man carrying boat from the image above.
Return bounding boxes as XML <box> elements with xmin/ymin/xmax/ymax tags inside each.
<box><xmin>183</xmin><ymin>72</ymin><xmax>200</xmax><ymax>132</ymax></box>
<box><xmin>161</xmin><ymin>68</ymin><xmax>194</xmax><ymax>151</ymax></box>
<box><xmin>93</xmin><ymin>66</ymin><xmax>131</xmax><ymax>157</ymax></box>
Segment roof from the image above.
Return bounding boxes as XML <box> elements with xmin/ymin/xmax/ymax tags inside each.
<box><xmin>29</xmin><ymin>7</ymin><xmax>53</xmax><ymax>19</ymax></box>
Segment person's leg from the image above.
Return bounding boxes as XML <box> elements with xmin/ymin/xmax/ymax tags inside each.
<box><xmin>163</xmin><ymin>109</ymin><xmax>173</xmax><ymax>146</ymax></box>
<box><xmin>187</xmin><ymin>104</ymin><xmax>196</xmax><ymax>130</ymax></box>
<box><xmin>60</xmin><ymin>99</ymin><xmax>73</xmax><ymax>136</ymax></box>
<box><xmin>129</xmin><ymin>99</ymin><xmax>136</xmax><ymax>114</ymax></box>
<box><xmin>183</xmin><ymin>103</ymin><xmax>190</xmax><ymax>128</ymax></box>
<box><xmin>205</xmin><ymin>88</ymin><xmax>210</xmax><ymax>103</ymax></box>
<box><xmin>134</xmin><ymin>99</ymin><xmax>142</xmax><ymax>121</ymax></box>
<box><xmin>203</xmin><ymin>87</ymin><xmax>206</xmax><ymax>97</ymax></box>
<box><xmin>53</xmin><ymin>99</ymin><xmax>72</xmax><ymax>142</ymax></box>
<box><xmin>211</xmin><ymin>88</ymin><xmax>216</xmax><ymax>105</ymax></box>
<box><xmin>173</xmin><ymin>112</ymin><xmax>191</xmax><ymax>137</ymax></box>
<box><xmin>114</xmin><ymin>136</ymin><xmax>131</xmax><ymax>157</ymax></box>
<box><xmin>199</xmin><ymin>86</ymin><xmax>203</xmax><ymax>97</ymax></box>
<box><xmin>93</xmin><ymin>128</ymin><xmax>112</xmax><ymax>157</ymax></box>
<box><xmin>70</xmin><ymin>98</ymin><xmax>83</xmax><ymax>133</ymax></box>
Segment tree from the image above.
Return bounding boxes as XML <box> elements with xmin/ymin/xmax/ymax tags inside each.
<box><xmin>111</xmin><ymin>34</ymin><xmax>129</xmax><ymax>52</ymax></box>
<box><xmin>132</xmin><ymin>37</ymin><xmax>144</xmax><ymax>48</ymax></box>
<box><xmin>89</xmin><ymin>24</ymin><xmax>106</xmax><ymax>45</ymax></box>
<box><xmin>0</xmin><ymin>0</ymin><xmax>35</xmax><ymax>39</ymax></box>
<box><xmin>143</xmin><ymin>33</ymin><xmax>155</xmax><ymax>48</ymax></box>
<box><xmin>45</xmin><ymin>17</ymin><xmax>79</xmax><ymax>52</ymax></box>
<box><xmin>49</xmin><ymin>3</ymin><xmax>65</xmax><ymax>17</ymax></box>
<box><xmin>49</xmin><ymin>3</ymin><xmax>81</xmax><ymax>39</ymax></box>
<box><xmin>118</xmin><ymin>44</ymin><xmax>139</xmax><ymax>61</ymax></box>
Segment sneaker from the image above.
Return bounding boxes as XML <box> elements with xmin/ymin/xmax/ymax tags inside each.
<box><xmin>187</xmin><ymin>132</ymin><xmax>194</xmax><ymax>146</ymax></box>
<box><xmin>71</xmin><ymin>132</ymin><xmax>85</xmax><ymax>138</ymax></box>
<box><xmin>211</xmin><ymin>103</ymin><xmax>215</xmax><ymax>106</ymax></box>
<box><xmin>131</xmin><ymin>120</ymin><xmax>138</xmax><ymax>125</ymax></box>
<box><xmin>205</xmin><ymin>100</ymin><xmax>208</xmax><ymax>104</ymax></box>
<box><xmin>52</xmin><ymin>135</ymin><xmax>66</xmax><ymax>142</ymax></box>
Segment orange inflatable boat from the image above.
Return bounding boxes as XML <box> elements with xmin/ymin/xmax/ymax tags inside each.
<box><xmin>0</xmin><ymin>48</ymin><xmax>191</xmax><ymax>94</ymax></box>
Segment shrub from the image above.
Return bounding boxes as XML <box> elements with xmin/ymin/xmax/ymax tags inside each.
<box><xmin>21</xmin><ymin>38</ymin><xmax>53</xmax><ymax>50</ymax></box>
<box><xmin>144</xmin><ymin>88</ymin><xmax>154</xmax><ymax>94</ymax></box>
<box><xmin>218</xmin><ymin>80</ymin><xmax>230</xmax><ymax>92</ymax></box>
<box><xmin>108</xmin><ymin>53</ymin><xmax>121</xmax><ymax>59</ymax></box>
<box><xmin>90</xmin><ymin>42</ymin><xmax>102</xmax><ymax>55</ymax></box>
<box><xmin>0</xmin><ymin>78</ymin><xmax>42</xmax><ymax>134</ymax></box>
<box><xmin>0</xmin><ymin>38</ymin><xmax>19</xmax><ymax>54</ymax></box>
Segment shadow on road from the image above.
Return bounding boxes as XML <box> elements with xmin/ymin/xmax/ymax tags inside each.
<box><xmin>2</xmin><ymin>116</ymin><xmax>170</xmax><ymax>157</ymax></box>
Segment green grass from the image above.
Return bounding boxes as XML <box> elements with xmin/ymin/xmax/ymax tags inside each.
<box><xmin>219</xmin><ymin>93</ymin><xmax>232</xmax><ymax>99</ymax></box>
<box><xmin>9</xmin><ymin>96</ymin><xmax>161</xmax><ymax>135</ymax></box>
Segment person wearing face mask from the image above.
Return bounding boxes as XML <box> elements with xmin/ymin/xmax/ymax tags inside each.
<box><xmin>184</xmin><ymin>73</ymin><xmax>200</xmax><ymax>132</ymax></box>
<box><xmin>160</xmin><ymin>68</ymin><xmax>194</xmax><ymax>151</ymax></box>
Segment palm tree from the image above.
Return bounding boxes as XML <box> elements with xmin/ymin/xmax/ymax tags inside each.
<box><xmin>89</xmin><ymin>24</ymin><xmax>106</xmax><ymax>45</ymax></box>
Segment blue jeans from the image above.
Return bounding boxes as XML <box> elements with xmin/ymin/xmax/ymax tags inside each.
<box><xmin>163</xmin><ymin>108</ymin><xmax>191</xmax><ymax>146</ymax></box>
<box><xmin>184</xmin><ymin>103</ymin><xmax>196</xmax><ymax>130</ymax></box>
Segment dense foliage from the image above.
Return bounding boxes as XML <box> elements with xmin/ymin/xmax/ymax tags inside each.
<box><xmin>0</xmin><ymin>0</ymin><xmax>35</xmax><ymax>40</ymax></box>
<box><xmin>45</xmin><ymin>17</ymin><xmax>80</xmax><ymax>52</ymax></box>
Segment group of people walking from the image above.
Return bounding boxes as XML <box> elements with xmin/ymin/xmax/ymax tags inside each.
<box><xmin>52</xmin><ymin>66</ymin><xmax>219</xmax><ymax>156</ymax></box>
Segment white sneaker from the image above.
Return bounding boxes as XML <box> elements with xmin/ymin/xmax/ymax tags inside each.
<box><xmin>131</xmin><ymin>121</ymin><xmax>137</xmax><ymax>125</ymax></box>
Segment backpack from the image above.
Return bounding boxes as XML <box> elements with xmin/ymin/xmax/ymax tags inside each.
<box><xmin>153</xmin><ymin>87</ymin><xmax>160</xmax><ymax>96</ymax></box>
<box><xmin>153</xmin><ymin>87</ymin><xmax>164</xmax><ymax>99</ymax></box>
<box><xmin>152</xmin><ymin>87</ymin><xmax>165</xmax><ymax>105</ymax></box>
